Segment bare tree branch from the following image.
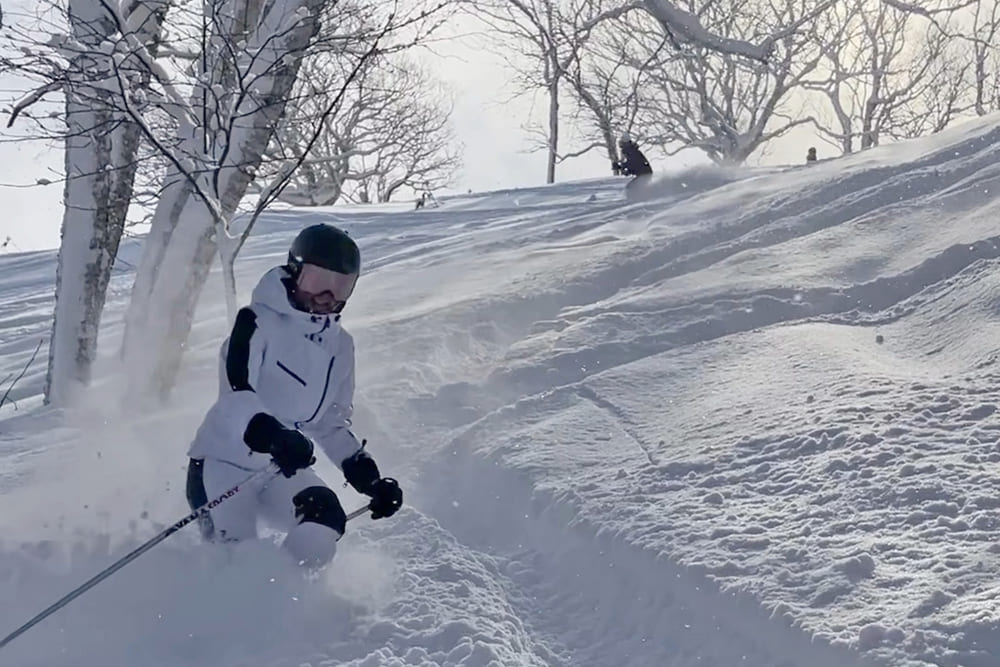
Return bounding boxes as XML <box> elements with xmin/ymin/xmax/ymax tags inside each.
<box><xmin>1</xmin><ymin>339</ymin><xmax>43</xmax><ymax>411</ymax></box>
<box><xmin>7</xmin><ymin>80</ymin><xmax>62</xmax><ymax>127</ymax></box>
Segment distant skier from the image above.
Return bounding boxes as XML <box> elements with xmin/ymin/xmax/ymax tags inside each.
<box><xmin>612</xmin><ymin>133</ymin><xmax>652</xmax><ymax>178</ymax></box>
<box><xmin>613</xmin><ymin>133</ymin><xmax>653</xmax><ymax>199</ymax></box>
<box><xmin>414</xmin><ymin>190</ymin><xmax>440</xmax><ymax>210</ymax></box>
<box><xmin>186</xmin><ymin>223</ymin><xmax>402</xmax><ymax>567</ymax></box>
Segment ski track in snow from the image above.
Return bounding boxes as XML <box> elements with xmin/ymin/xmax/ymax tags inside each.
<box><xmin>4</xmin><ymin>118</ymin><xmax>1000</xmax><ymax>665</ymax></box>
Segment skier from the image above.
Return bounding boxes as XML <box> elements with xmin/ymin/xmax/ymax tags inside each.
<box><xmin>185</xmin><ymin>223</ymin><xmax>403</xmax><ymax>567</ymax></box>
<box><xmin>612</xmin><ymin>133</ymin><xmax>652</xmax><ymax>178</ymax></box>
<box><xmin>613</xmin><ymin>133</ymin><xmax>653</xmax><ymax>199</ymax></box>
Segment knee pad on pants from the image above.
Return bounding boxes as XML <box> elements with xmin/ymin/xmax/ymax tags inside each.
<box><xmin>292</xmin><ymin>486</ymin><xmax>347</xmax><ymax>536</ymax></box>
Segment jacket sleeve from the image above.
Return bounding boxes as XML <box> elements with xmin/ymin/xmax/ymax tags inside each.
<box><xmin>187</xmin><ymin>307</ymin><xmax>270</xmax><ymax>464</ymax></box>
<box><xmin>299</xmin><ymin>333</ymin><xmax>364</xmax><ymax>469</ymax></box>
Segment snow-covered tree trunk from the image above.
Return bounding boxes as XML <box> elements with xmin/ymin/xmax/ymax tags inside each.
<box><xmin>47</xmin><ymin>82</ymin><xmax>115</xmax><ymax>404</ymax></box>
<box><xmin>119</xmin><ymin>158</ymin><xmax>197</xmax><ymax>374</ymax></box>
<box><xmin>45</xmin><ymin>0</ymin><xmax>165</xmax><ymax>405</ymax></box>
<box><xmin>218</xmin><ymin>234</ymin><xmax>240</xmax><ymax>326</ymax></box>
<box><xmin>121</xmin><ymin>0</ymin><xmax>328</xmax><ymax>400</ymax></box>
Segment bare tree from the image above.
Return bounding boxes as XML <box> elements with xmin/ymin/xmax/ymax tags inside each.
<box><xmin>472</xmin><ymin>0</ymin><xmax>613</xmax><ymax>184</ymax></box>
<box><xmin>804</xmin><ymin>0</ymin><xmax>970</xmax><ymax>154</ymax></box>
<box><xmin>620</xmin><ymin>0</ymin><xmax>826</xmax><ymax>165</ymax></box>
<box><xmin>512</xmin><ymin>0</ymin><xmax>843</xmax><ymax>171</ymax></box>
<box><xmin>436</xmin><ymin>0</ymin><xmax>985</xmax><ymax>174</ymax></box>
<box><xmin>271</xmin><ymin>55</ymin><xmax>461</xmax><ymax>206</ymax></box>
<box><xmin>799</xmin><ymin>1</ymin><xmax>865</xmax><ymax>154</ymax></box>
<box><xmin>552</xmin><ymin>0</ymin><xmax>654</xmax><ymax>171</ymax></box>
<box><xmin>891</xmin><ymin>27</ymin><xmax>974</xmax><ymax>138</ymax></box>
<box><xmin>352</xmin><ymin>70</ymin><xmax>461</xmax><ymax>203</ymax></box>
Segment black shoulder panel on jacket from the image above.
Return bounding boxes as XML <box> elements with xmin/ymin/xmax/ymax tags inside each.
<box><xmin>227</xmin><ymin>307</ymin><xmax>258</xmax><ymax>391</ymax></box>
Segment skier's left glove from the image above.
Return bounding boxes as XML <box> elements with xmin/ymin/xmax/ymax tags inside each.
<box><xmin>342</xmin><ymin>448</ymin><xmax>403</xmax><ymax>519</ymax></box>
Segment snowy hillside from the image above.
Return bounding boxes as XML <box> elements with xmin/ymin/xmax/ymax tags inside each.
<box><xmin>4</xmin><ymin>116</ymin><xmax>1000</xmax><ymax>667</ymax></box>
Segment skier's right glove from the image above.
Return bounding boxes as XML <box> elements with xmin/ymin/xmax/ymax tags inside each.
<box><xmin>244</xmin><ymin>413</ymin><xmax>315</xmax><ymax>478</ymax></box>
<box><xmin>367</xmin><ymin>478</ymin><xmax>402</xmax><ymax>519</ymax></box>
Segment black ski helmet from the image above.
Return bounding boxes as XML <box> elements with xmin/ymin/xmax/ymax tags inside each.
<box><xmin>286</xmin><ymin>224</ymin><xmax>361</xmax><ymax>277</ymax></box>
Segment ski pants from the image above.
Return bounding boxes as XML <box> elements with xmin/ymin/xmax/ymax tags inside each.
<box><xmin>186</xmin><ymin>457</ymin><xmax>341</xmax><ymax>566</ymax></box>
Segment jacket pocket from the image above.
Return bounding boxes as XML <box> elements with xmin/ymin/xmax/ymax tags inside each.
<box><xmin>275</xmin><ymin>360</ymin><xmax>307</xmax><ymax>387</ymax></box>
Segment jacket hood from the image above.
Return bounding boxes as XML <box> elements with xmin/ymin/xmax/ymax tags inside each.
<box><xmin>250</xmin><ymin>266</ymin><xmax>341</xmax><ymax>337</ymax></box>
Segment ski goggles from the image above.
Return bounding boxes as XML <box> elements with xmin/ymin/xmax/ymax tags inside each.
<box><xmin>295</xmin><ymin>263</ymin><xmax>358</xmax><ymax>314</ymax></box>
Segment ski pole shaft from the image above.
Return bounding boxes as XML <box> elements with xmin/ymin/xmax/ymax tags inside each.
<box><xmin>345</xmin><ymin>505</ymin><xmax>368</xmax><ymax>521</ymax></box>
<box><xmin>0</xmin><ymin>465</ymin><xmax>275</xmax><ymax>651</ymax></box>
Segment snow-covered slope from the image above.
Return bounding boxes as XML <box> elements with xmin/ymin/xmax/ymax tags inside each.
<box><xmin>4</xmin><ymin>115</ymin><xmax>1000</xmax><ymax>667</ymax></box>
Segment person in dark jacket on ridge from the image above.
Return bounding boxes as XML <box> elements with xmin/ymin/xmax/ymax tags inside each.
<box><xmin>612</xmin><ymin>133</ymin><xmax>652</xmax><ymax>177</ymax></box>
<box><xmin>613</xmin><ymin>133</ymin><xmax>653</xmax><ymax>199</ymax></box>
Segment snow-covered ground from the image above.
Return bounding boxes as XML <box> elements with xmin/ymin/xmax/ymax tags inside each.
<box><xmin>4</xmin><ymin>116</ymin><xmax>1000</xmax><ymax>667</ymax></box>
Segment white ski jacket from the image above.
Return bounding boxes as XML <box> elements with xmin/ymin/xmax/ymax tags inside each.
<box><xmin>188</xmin><ymin>266</ymin><xmax>363</xmax><ymax>471</ymax></box>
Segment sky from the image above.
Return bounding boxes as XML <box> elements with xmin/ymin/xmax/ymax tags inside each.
<box><xmin>0</xmin><ymin>104</ymin><xmax>63</xmax><ymax>253</ymax></box>
<box><xmin>2</xmin><ymin>106</ymin><xmax>1000</xmax><ymax>666</ymax></box>
<box><xmin>0</xmin><ymin>1</ymin><xmax>814</xmax><ymax>253</ymax></box>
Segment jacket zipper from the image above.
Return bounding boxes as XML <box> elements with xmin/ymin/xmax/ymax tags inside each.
<box><xmin>301</xmin><ymin>355</ymin><xmax>336</xmax><ymax>425</ymax></box>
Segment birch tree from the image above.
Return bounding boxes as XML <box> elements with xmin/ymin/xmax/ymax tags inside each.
<box><xmin>119</xmin><ymin>0</ymin><xmax>359</xmax><ymax>399</ymax></box>
<box><xmin>121</xmin><ymin>0</ymin><xmax>451</xmax><ymax>399</ymax></box>
<box><xmin>2</xmin><ymin>0</ymin><xmax>167</xmax><ymax>405</ymax></box>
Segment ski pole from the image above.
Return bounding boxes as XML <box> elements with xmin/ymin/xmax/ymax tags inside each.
<box><xmin>0</xmin><ymin>465</ymin><xmax>370</xmax><ymax>651</ymax></box>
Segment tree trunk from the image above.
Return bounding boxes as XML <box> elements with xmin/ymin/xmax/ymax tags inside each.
<box><xmin>974</xmin><ymin>44</ymin><xmax>987</xmax><ymax>116</ymax></box>
<box><xmin>45</xmin><ymin>0</ymin><xmax>163</xmax><ymax>405</ymax></box>
<box><xmin>46</xmin><ymin>88</ymin><xmax>115</xmax><ymax>404</ymax></box>
<box><xmin>120</xmin><ymin>169</ymin><xmax>195</xmax><ymax>366</ymax></box>
<box><xmin>124</xmin><ymin>197</ymin><xmax>218</xmax><ymax>401</ymax></box>
<box><xmin>219</xmin><ymin>235</ymin><xmax>239</xmax><ymax>327</ymax></box>
<box><xmin>121</xmin><ymin>0</ymin><xmax>328</xmax><ymax>401</ymax></box>
<box><xmin>546</xmin><ymin>73</ymin><xmax>559</xmax><ymax>184</ymax></box>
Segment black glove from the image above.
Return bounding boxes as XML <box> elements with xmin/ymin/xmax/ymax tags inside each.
<box><xmin>368</xmin><ymin>477</ymin><xmax>402</xmax><ymax>519</ymax></box>
<box><xmin>244</xmin><ymin>412</ymin><xmax>315</xmax><ymax>478</ymax></box>
<box><xmin>342</xmin><ymin>448</ymin><xmax>403</xmax><ymax>519</ymax></box>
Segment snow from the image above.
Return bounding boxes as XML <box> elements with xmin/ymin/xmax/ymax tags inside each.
<box><xmin>5</xmin><ymin>114</ymin><xmax>1000</xmax><ymax>666</ymax></box>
